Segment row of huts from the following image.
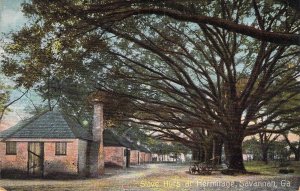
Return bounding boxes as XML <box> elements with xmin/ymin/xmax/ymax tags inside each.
<box><xmin>103</xmin><ymin>128</ymin><xmax>152</xmax><ymax>168</ymax></box>
<box><xmin>0</xmin><ymin>109</ymin><xmax>152</xmax><ymax>178</ymax></box>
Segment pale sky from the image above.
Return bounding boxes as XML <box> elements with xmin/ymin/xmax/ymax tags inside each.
<box><xmin>0</xmin><ymin>0</ymin><xmax>25</xmax><ymax>33</ymax></box>
<box><xmin>0</xmin><ymin>0</ymin><xmax>41</xmax><ymax>129</ymax></box>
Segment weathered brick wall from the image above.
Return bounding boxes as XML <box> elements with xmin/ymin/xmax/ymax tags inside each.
<box><xmin>0</xmin><ymin>139</ymin><xmax>81</xmax><ymax>177</ymax></box>
<box><xmin>148</xmin><ymin>153</ymin><xmax>152</xmax><ymax>162</ymax></box>
<box><xmin>140</xmin><ymin>152</ymin><xmax>146</xmax><ymax>164</ymax></box>
<box><xmin>78</xmin><ymin>139</ymin><xmax>88</xmax><ymax>176</ymax></box>
<box><xmin>130</xmin><ymin>150</ymin><xmax>140</xmax><ymax>165</ymax></box>
<box><xmin>43</xmin><ymin>139</ymin><xmax>78</xmax><ymax>176</ymax></box>
<box><xmin>104</xmin><ymin>146</ymin><xmax>125</xmax><ymax>168</ymax></box>
<box><xmin>0</xmin><ymin>141</ymin><xmax>28</xmax><ymax>176</ymax></box>
<box><xmin>145</xmin><ymin>153</ymin><xmax>151</xmax><ymax>163</ymax></box>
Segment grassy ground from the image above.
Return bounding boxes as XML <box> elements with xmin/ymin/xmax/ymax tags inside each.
<box><xmin>245</xmin><ymin>161</ymin><xmax>300</xmax><ymax>175</ymax></box>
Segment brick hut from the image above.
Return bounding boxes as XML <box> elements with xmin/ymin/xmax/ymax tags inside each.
<box><xmin>103</xmin><ymin>129</ymin><xmax>131</xmax><ymax>168</ymax></box>
<box><xmin>125</xmin><ymin>141</ymin><xmax>152</xmax><ymax>165</ymax></box>
<box><xmin>138</xmin><ymin>145</ymin><xmax>152</xmax><ymax>164</ymax></box>
<box><xmin>129</xmin><ymin>144</ymin><xmax>141</xmax><ymax>165</ymax></box>
<box><xmin>0</xmin><ymin>108</ymin><xmax>104</xmax><ymax>178</ymax></box>
<box><xmin>0</xmin><ymin>110</ymin><xmax>93</xmax><ymax>177</ymax></box>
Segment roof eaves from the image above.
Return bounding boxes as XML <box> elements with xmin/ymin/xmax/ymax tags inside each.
<box><xmin>110</xmin><ymin>129</ymin><xmax>128</xmax><ymax>147</ymax></box>
<box><xmin>0</xmin><ymin>111</ymin><xmax>48</xmax><ymax>141</ymax></box>
<box><xmin>61</xmin><ymin>113</ymin><xmax>93</xmax><ymax>141</ymax></box>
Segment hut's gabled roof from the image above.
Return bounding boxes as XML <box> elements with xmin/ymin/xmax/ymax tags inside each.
<box><xmin>121</xmin><ymin>137</ymin><xmax>151</xmax><ymax>153</ymax></box>
<box><xmin>103</xmin><ymin>129</ymin><xmax>150</xmax><ymax>152</ymax></box>
<box><xmin>119</xmin><ymin>135</ymin><xmax>137</xmax><ymax>149</ymax></box>
<box><xmin>103</xmin><ymin>129</ymin><xmax>122</xmax><ymax>147</ymax></box>
<box><xmin>138</xmin><ymin>145</ymin><xmax>151</xmax><ymax>153</ymax></box>
<box><xmin>0</xmin><ymin>110</ymin><xmax>92</xmax><ymax>141</ymax></box>
<box><xmin>0</xmin><ymin>110</ymin><xmax>152</xmax><ymax>152</ymax></box>
<box><xmin>104</xmin><ymin>128</ymin><xmax>132</xmax><ymax>147</ymax></box>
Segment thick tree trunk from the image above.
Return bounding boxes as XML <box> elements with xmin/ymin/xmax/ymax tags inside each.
<box><xmin>192</xmin><ymin>147</ymin><xmax>206</xmax><ymax>162</ymax></box>
<box><xmin>295</xmin><ymin>152</ymin><xmax>300</xmax><ymax>161</ymax></box>
<box><xmin>214</xmin><ymin>137</ymin><xmax>223</xmax><ymax>165</ymax></box>
<box><xmin>295</xmin><ymin>153</ymin><xmax>299</xmax><ymax>161</ymax></box>
<box><xmin>261</xmin><ymin>147</ymin><xmax>268</xmax><ymax>164</ymax></box>
<box><xmin>294</xmin><ymin>150</ymin><xmax>300</xmax><ymax>161</ymax></box>
<box><xmin>192</xmin><ymin>150</ymin><xmax>198</xmax><ymax>161</ymax></box>
<box><xmin>200</xmin><ymin>148</ymin><xmax>205</xmax><ymax>162</ymax></box>
<box><xmin>224</xmin><ymin>140</ymin><xmax>230</xmax><ymax>163</ymax></box>
<box><xmin>205</xmin><ymin>141</ymin><xmax>213</xmax><ymax>164</ymax></box>
<box><xmin>225</xmin><ymin>138</ymin><xmax>246</xmax><ymax>172</ymax></box>
<box><xmin>192</xmin><ymin>149</ymin><xmax>200</xmax><ymax>161</ymax></box>
<box><xmin>284</xmin><ymin>136</ymin><xmax>300</xmax><ymax>161</ymax></box>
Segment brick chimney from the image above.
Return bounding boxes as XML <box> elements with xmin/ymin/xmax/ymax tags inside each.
<box><xmin>88</xmin><ymin>100</ymin><xmax>105</xmax><ymax>177</ymax></box>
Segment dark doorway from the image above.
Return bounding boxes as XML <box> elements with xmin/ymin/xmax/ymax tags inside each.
<box><xmin>125</xmin><ymin>149</ymin><xmax>130</xmax><ymax>168</ymax></box>
<box><xmin>28</xmin><ymin>142</ymin><xmax>44</xmax><ymax>177</ymax></box>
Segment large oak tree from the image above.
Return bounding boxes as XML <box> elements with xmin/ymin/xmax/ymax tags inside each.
<box><xmin>2</xmin><ymin>0</ymin><xmax>300</xmax><ymax>171</ymax></box>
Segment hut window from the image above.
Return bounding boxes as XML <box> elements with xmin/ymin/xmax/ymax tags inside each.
<box><xmin>55</xmin><ymin>142</ymin><xmax>67</xmax><ymax>155</ymax></box>
<box><xmin>6</xmin><ymin>142</ymin><xmax>17</xmax><ymax>155</ymax></box>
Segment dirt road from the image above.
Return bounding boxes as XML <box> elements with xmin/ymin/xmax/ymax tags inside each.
<box><xmin>0</xmin><ymin>163</ymin><xmax>299</xmax><ymax>191</ymax></box>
